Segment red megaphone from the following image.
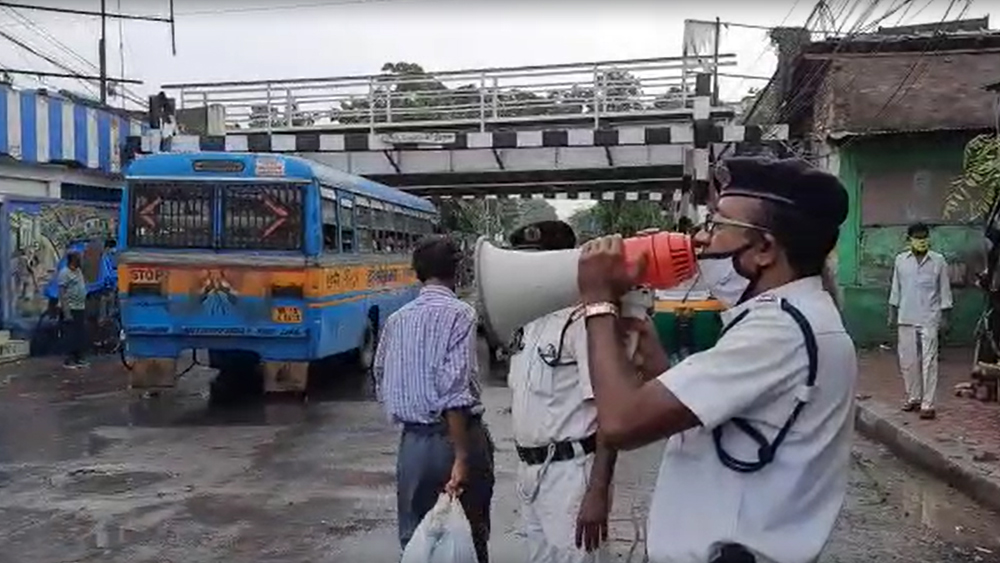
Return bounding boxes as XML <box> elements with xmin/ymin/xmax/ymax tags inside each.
<box><xmin>622</xmin><ymin>231</ymin><xmax>697</xmax><ymax>288</ymax></box>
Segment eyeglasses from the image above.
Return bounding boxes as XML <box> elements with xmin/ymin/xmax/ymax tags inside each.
<box><xmin>700</xmin><ymin>212</ymin><xmax>770</xmax><ymax>235</ymax></box>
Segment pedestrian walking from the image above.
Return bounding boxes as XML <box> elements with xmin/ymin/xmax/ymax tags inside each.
<box><xmin>504</xmin><ymin>219</ymin><xmax>655</xmax><ymax>563</ymax></box>
<box><xmin>574</xmin><ymin>157</ymin><xmax>857</xmax><ymax>563</ymax></box>
<box><xmin>889</xmin><ymin>222</ymin><xmax>953</xmax><ymax>420</ymax></box>
<box><xmin>58</xmin><ymin>252</ymin><xmax>89</xmax><ymax>369</ymax></box>
<box><xmin>374</xmin><ymin>235</ymin><xmax>495</xmax><ymax>563</ymax></box>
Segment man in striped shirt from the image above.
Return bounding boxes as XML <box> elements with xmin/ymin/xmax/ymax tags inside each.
<box><xmin>374</xmin><ymin>235</ymin><xmax>495</xmax><ymax>563</ymax></box>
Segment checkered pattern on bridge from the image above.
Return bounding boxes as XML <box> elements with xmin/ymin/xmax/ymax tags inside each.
<box><xmin>126</xmin><ymin>123</ymin><xmax>788</xmax><ymax>155</ymax></box>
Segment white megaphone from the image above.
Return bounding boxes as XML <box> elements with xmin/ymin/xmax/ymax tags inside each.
<box><xmin>474</xmin><ymin>232</ymin><xmax>698</xmax><ymax>346</ymax></box>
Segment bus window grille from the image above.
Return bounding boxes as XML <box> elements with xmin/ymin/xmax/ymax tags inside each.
<box><xmin>127</xmin><ymin>182</ymin><xmax>213</xmax><ymax>248</ymax></box>
<box><xmin>220</xmin><ymin>184</ymin><xmax>304</xmax><ymax>251</ymax></box>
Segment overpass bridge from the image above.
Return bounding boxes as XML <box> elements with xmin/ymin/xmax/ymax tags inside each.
<box><xmin>127</xmin><ymin>55</ymin><xmax>787</xmax><ymax>205</ymax></box>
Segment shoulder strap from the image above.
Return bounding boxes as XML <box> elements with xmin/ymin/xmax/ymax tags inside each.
<box><xmin>536</xmin><ymin>307</ymin><xmax>584</xmax><ymax>368</ymax></box>
<box><xmin>712</xmin><ymin>298</ymin><xmax>818</xmax><ymax>473</ymax></box>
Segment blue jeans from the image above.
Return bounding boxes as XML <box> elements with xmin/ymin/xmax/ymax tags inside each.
<box><xmin>397</xmin><ymin>418</ymin><xmax>495</xmax><ymax>563</ymax></box>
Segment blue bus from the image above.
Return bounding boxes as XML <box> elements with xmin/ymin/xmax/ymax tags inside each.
<box><xmin>117</xmin><ymin>152</ymin><xmax>438</xmax><ymax>398</ymax></box>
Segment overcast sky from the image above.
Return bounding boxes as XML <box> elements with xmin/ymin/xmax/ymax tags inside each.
<box><xmin>0</xmin><ymin>0</ymin><xmax>868</xmax><ymax>100</ymax></box>
<box><xmin>0</xmin><ymin>0</ymin><xmax>991</xmax><ymax>217</ymax></box>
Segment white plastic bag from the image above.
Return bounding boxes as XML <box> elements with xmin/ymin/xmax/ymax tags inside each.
<box><xmin>401</xmin><ymin>492</ymin><xmax>478</xmax><ymax>563</ymax></box>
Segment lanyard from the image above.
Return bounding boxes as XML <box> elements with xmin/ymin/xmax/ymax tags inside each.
<box><xmin>713</xmin><ymin>298</ymin><xmax>818</xmax><ymax>473</ymax></box>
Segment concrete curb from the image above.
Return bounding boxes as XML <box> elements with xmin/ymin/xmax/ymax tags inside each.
<box><xmin>854</xmin><ymin>401</ymin><xmax>1000</xmax><ymax>513</ymax></box>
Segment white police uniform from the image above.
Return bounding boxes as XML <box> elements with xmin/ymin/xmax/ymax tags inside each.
<box><xmin>509</xmin><ymin>306</ymin><xmax>609</xmax><ymax>563</ymax></box>
<box><xmin>648</xmin><ymin>276</ymin><xmax>856</xmax><ymax>563</ymax></box>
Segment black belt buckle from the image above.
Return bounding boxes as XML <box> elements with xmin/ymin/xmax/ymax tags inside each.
<box><xmin>516</xmin><ymin>434</ymin><xmax>597</xmax><ymax>465</ymax></box>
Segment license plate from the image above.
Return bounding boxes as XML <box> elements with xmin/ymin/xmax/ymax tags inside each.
<box><xmin>130</xmin><ymin>267</ymin><xmax>162</xmax><ymax>284</ymax></box>
<box><xmin>272</xmin><ymin>306</ymin><xmax>302</xmax><ymax>324</ymax></box>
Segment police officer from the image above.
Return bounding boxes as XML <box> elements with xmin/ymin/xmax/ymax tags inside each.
<box><xmin>576</xmin><ymin>156</ymin><xmax>857</xmax><ymax>563</ymax></box>
<box><xmin>506</xmin><ymin>219</ymin><xmax>645</xmax><ymax>563</ymax></box>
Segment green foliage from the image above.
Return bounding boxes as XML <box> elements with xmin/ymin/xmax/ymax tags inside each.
<box><xmin>567</xmin><ymin>201</ymin><xmax>670</xmax><ymax>241</ymax></box>
<box><xmin>944</xmin><ymin>134</ymin><xmax>1000</xmax><ymax>221</ymax></box>
<box><xmin>513</xmin><ymin>199</ymin><xmax>559</xmax><ymax>229</ymax></box>
<box><xmin>331</xmin><ymin>62</ymin><xmax>664</xmax><ymax>124</ymax></box>
<box><xmin>438</xmin><ymin>198</ymin><xmax>558</xmax><ymax>242</ymax></box>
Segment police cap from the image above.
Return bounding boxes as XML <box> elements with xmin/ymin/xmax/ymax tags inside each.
<box><xmin>508</xmin><ymin>220</ymin><xmax>577</xmax><ymax>250</ymax></box>
<box><xmin>715</xmin><ymin>156</ymin><xmax>848</xmax><ymax>230</ymax></box>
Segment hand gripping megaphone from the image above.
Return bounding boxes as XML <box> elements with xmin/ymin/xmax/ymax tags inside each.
<box><xmin>474</xmin><ymin>232</ymin><xmax>697</xmax><ymax>345</ymax></box>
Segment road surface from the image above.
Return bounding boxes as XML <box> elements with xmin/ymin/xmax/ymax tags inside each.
<box><xmin>0</xmin><ymin>349</ymin><xmax>999</xmax><ymax>563</ymax></box>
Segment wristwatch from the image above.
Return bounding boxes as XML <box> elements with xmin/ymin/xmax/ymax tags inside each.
<box><xmin>582</xmin><ymin>302</ymin><xmax>620</xmax><ymax>320</ymax></box>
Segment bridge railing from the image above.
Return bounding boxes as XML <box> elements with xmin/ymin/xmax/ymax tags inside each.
<box><xmin>162</xmin><ymin>55</ymin><xmax>738</xmax><ymax>134</ymax></box>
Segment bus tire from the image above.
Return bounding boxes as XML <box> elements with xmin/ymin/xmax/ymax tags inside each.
<box><xmin>359</xmin><ymin>315</ymin><xmax>379</xmax><ymax>399</ymax></box>
<box><xmin>359</xmin><ymin>316</ymin><xmax>378</xmax><ymax>372</ymax></box>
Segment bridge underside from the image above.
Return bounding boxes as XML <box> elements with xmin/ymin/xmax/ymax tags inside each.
<box><xmin>368</xmin><ymin>165</ymin><xmax>684</xmax><ymax>201</ymax></box>
<box><xmin>132</xmin><ymin>121</ymin><xmax>788</xmax><ymax>202</ymax></box>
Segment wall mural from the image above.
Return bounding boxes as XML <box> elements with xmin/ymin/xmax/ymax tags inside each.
<box><xmin>7</xmin><ymin>201</ymin><xmax>118</xmax><ymax>325</ymax></box>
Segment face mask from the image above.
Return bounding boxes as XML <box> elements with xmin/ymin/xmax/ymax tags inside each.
<box><xmin>697</xmin><ymin>249</ymin><xmax>753</xmax><ymax>308</ymax></box>
<box><xmin>910</xmin><ymin>238</ymin><xmax>929</xmax><ymax>253</ymax></box>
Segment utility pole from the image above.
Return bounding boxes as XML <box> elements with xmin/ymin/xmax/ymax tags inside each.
<box><xmin>712</xmin><ymin>16</ymin><xmax>721</xmax><ymax>106</ymax></box>
<box><xmin>99</xmin><ymin>0</ymin><xmax>107</xmax><ymax>104</ymax></box>
<box><xmin>0</xmin><ymin>1</ymin><xmax>176</xmax><ymax>106</ymax></box>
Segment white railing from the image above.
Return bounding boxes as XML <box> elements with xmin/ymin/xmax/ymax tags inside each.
<box><xmin>162</xmin><ymin>55</ymin><xmax>738</xmax><ymax>134</ymax></box>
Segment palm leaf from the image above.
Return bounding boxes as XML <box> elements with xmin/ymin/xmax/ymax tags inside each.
<box><xmin>945</xmin><ymin>134</ymin><xmax>1000</xmax><ymax>221</ymax></box>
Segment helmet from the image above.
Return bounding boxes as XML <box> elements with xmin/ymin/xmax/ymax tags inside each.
<box><xmin>508</xmin><ymin>219</ymin><xmax>577</xmax><ymax>251</ymax></box>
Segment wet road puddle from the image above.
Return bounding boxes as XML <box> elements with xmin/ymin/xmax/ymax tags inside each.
<box><xmin>58</xmin><ymin>467</ymin><xmax>172</xmax><ymax>495</ymax></box>
<box><xmin>854</xmin><ymin>439</ymin><xmax>1000</xmax><ymax>553</ymax></box>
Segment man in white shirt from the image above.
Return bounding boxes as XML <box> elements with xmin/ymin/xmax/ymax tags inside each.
<box><xmin>505</xmin><ymin>219</ymin><xmax>657</xmax><ymax>563</ymax></box>
<box><xmin>575</xmin><ymin>157</ymin><xmax>857</xmax><ymax>563</ymax></box>
<box><xmin>889</xmin><ymin>222</ymin><xmax>953</xmax><ymax>420</ymax></box>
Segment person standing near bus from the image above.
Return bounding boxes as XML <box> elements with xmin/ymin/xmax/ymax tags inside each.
<box><xmin>374</xmin><ymin>235</ymin><xmax>495</xmax><ymax>563</ymax></box>
<box><xmin>889</xmin><ymin>222</ymin><xmax>953</xmax><ymax>420</ymax></box>
<box><xmin>58</xmin><ymin>252</ymin><xmax>89</xmax><ymax>369</ymax></box>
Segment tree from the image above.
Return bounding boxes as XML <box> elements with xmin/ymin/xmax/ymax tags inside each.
<box><xmin>438</xmin><ymin>198</ymin><xmax>522</xmax><ymax>242</ymax></box>
<box><xmin>568</xmin><ymin>201</ymin><xmax>670</xmax><ymax>241</ymax></box>
<box><xmin>438</xmin><ymin>198</ymin><xmax>560</xmax><ymax>245</ymax></box>
<box><xmin>944</xmin><ymin>134</ymin><xmax>1000</xmax><ymax>221</ymax></box>
<box><xmin>334</xmin><ymin>62</ymin><xmax>470</xmax><ymax>124</ymax></box>
<box><xmin>331</xmin><ymin>62</ymin><xmax>647</xmax><ymax>125</ymax></box>
<box><xmin>249</xmin><ymin>102</ymin><xmax>315</xmax><ymax>128</ymax></box>
<box><xmin>513</xmin><ymin>199</ymin><xmax>558</xmax><ymax>228</ymax></box>
<box><xmin>653</xmin><ymin>85</ymin><xmax>687</xmax><ymax>111</ymax></box>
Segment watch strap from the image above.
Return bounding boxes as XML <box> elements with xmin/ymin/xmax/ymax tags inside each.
<box><xmin>583</xmin><ymin>302</ymin><xmax>620</xmax><ymax>319</ymax></box>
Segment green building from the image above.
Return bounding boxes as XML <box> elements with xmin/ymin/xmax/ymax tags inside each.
<box><xmin>747</xmin><ymin>21</ymin><xmax>1000</xmax><ymax>347</ymax></box>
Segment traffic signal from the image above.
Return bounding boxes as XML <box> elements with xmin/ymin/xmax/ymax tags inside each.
<box><xmin>147</xmin><ymin>92</ymin><xmax>176</xmax><ymax>129</ymax></box>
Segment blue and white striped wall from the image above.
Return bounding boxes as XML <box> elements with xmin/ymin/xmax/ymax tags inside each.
<box><xmin>0</xmin><ymin>85</ymin><xmax>145</xmax><ymax>175</ymax></box>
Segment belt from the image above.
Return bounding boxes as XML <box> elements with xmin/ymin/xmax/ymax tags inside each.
<box><xmin>710</xmin><ymin>545</ymin><xmax>756</xmax><ymax>563</ymax></box>
<box><xmin>402</xmin><ymin>414</ymin><xmax>483</xmax><ymax>436</ymax></box>
<box><xmin>516</xmin><ymin>434</ymin><xmax>597</xmax><ymax>466</ymax></box>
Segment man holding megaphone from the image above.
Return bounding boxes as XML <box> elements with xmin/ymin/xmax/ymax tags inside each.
<box><xmin>574</xmin><ymin>157</ymin><xmax>857</xmax><ymax>563</ymax></box>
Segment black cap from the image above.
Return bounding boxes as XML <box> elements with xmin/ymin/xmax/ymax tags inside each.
<box><xmin>509</xmin><ymin>220</ymin><xmax>577</xmax><ymax>250</ymax></box>
<box><xmin>715</xmin><ymin>156</ymin><xmax>849</xmax><ymax>229</ymax></box>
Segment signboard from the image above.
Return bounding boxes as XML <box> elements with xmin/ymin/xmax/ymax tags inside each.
<box><xmin>255</xmin><ymin>157</ymin><xmax>286</xmax><ymax>177</ymax></box>
<box><xmin>378</xmin><ymin>132</ymin><xmax>457</xmax><ymax>145</ymax></box>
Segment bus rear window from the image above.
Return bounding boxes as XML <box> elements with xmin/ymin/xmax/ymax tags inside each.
<box><xmin>220</xmin><ymin>184</ymin><xmax>304</xmax><ymax>251</ymax></box>
<box><xmin>128</xmin><ymin>182</ymin><xmax>213</xmax><ymax>248</ymax></box>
